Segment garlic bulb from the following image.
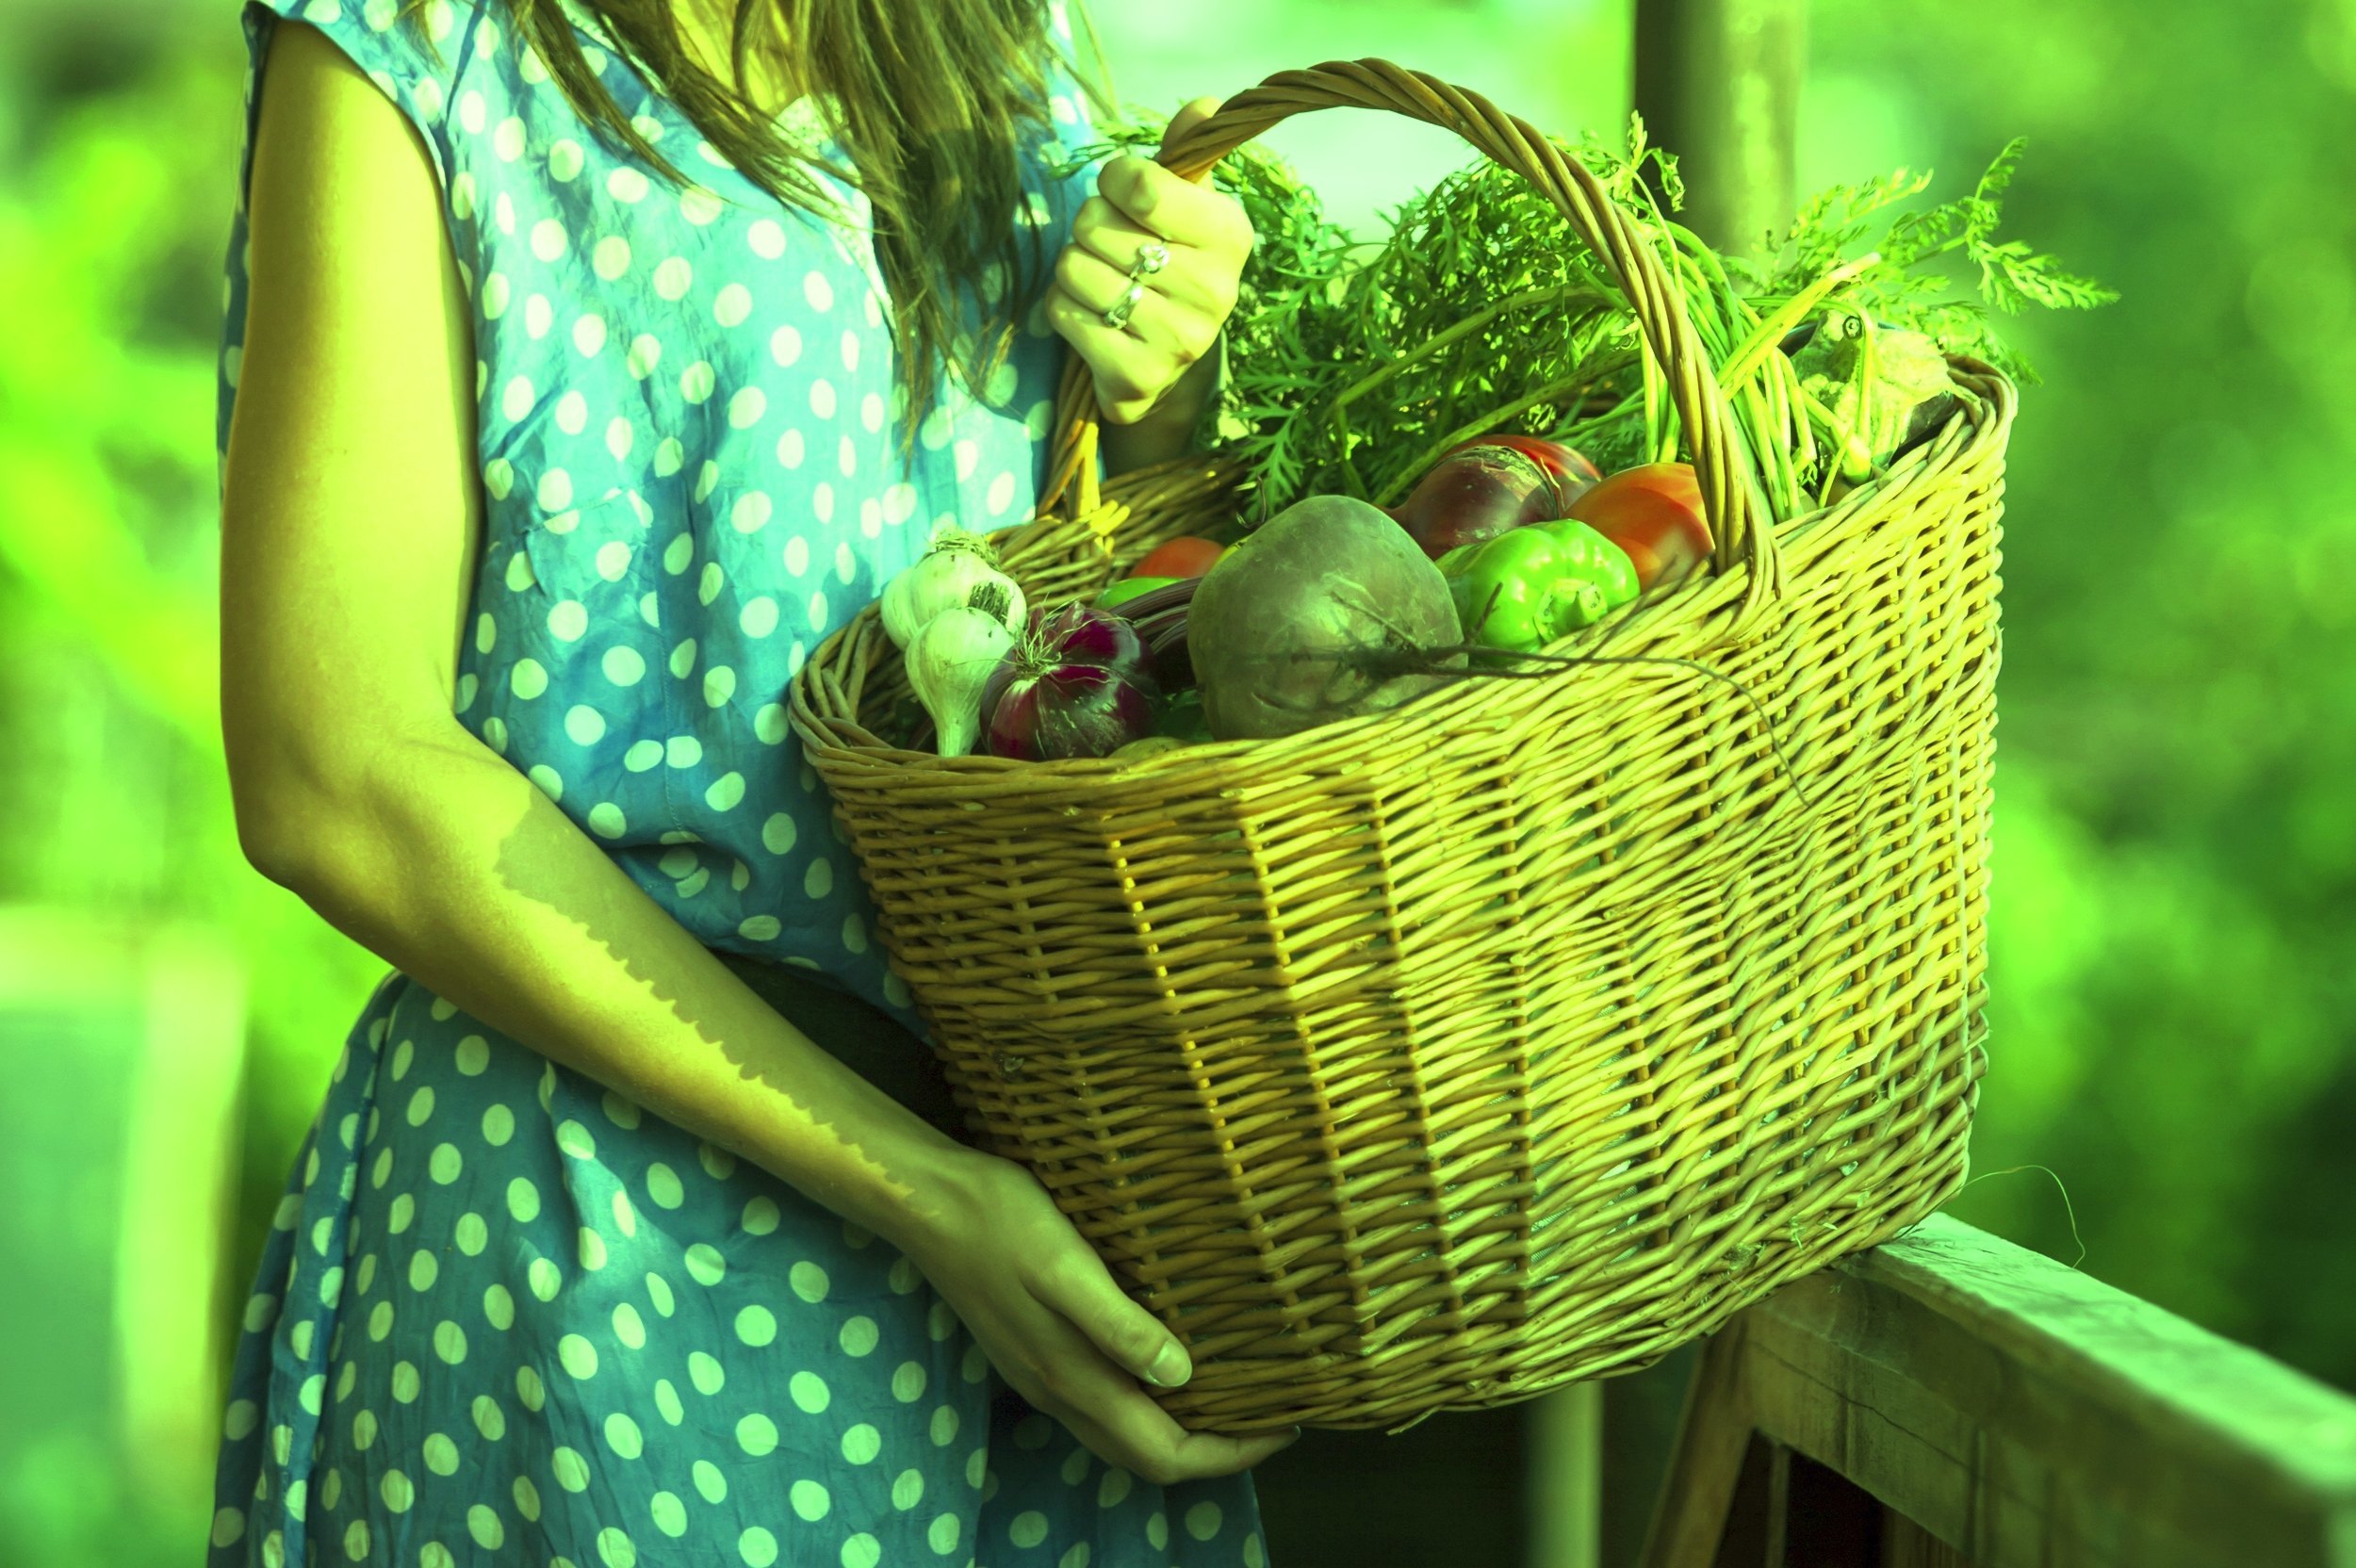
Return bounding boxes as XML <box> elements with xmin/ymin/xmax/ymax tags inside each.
<box><xmin>881</xmin><ymin>530</ymin><xmax>1026</xmax><ymax>647</ymax></box>
<box><xmin>906</xmin><ymin>605</ymin><xmax>1017</xmax><ymax>758</ymax></box>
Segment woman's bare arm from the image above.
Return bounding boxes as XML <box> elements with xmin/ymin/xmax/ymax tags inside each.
<box><xmin>221</xmin><ymin>19</ymin><xmax>972</xmax><ymax>1241</ymax></box>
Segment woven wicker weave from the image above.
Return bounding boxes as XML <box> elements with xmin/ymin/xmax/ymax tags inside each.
<box><xmin>789</xmin><ymin>60</ymin><xmax>2002</xmax><ymax>1433</ymax></box>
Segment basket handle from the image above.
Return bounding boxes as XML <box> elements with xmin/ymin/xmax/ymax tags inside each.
<box><xmin>1039</xmin><ymin>58</ymin><xmax>1782</xmax><ymax>616</ymax></box>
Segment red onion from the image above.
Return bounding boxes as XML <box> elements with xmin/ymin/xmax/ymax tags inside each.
<box><xmin>980</xmin><ymin>603</ymin><xmax>1161</xmax><ymax>760</ymax></box>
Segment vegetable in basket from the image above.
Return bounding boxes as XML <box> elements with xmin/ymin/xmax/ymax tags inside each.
<box><xmin>880</xmin><ymin>528</ymin><xmax>1025</xmax><ymax>648</ymax></box>
<box><xmin>1188</xmin><ymin>495</ymin><xmax>1463</xmax><ymax>741</ymax></box>
<box><xmin>980</xmin><ymin>603</ymin><xmax>1161</xmax><ymax>760</ymax></box>
<box><xmin>1127</xmin><ymin>535</ymin><xmax>1229</xmax><ymax>580</ymax></box>
<box><xmin>1386</xmin><ymin>435</ymin><xmax>1601</xmax><ymax>561</ymax></box>
<box><xmin>1439</xmin><ymin>517</ymin><xmax>1640</xmax><ymax>655</ymax></box>
<box><xmin>1565</xmin><ymin>462</ymin><xmax>1714</xmax><ymax>591</ymax></box>
<box><xmin>1102</xmin><ymin>575</ymin><xmax>1200</xmax><ymax>692</ymax></box>
<box><xmin>1785</xmin><ymin>314</ymin><xmax>1959</xmax><ymax>482</ymax></box>
<box><xmin>1094</xmin><ymin>575</ymin><xmax>1177</xmax><ymax>611</ymax></box>
<box><xmin>905</xmin><ymin>605</ymin><xmax>1017</xmax><ymax>758</ymax></box>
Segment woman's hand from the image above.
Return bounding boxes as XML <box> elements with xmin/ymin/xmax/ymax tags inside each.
<box><xmin>1047</xmin><ymin>97</ymin><xmax>1254</xmax><ymax>427</ymax></box>
<box><xmin>900</xmin><ymin>1148</ymin><xmax>1300</xmax><ymax>1484</ymax></box>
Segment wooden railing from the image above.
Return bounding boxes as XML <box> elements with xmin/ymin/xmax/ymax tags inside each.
<box><xmin>1628</xmin><ymin>1214</ymin><xmax>2356</xmax><ymax>1568</ymax></box>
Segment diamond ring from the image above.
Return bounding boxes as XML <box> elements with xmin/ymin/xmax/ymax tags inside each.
<box><xmin>1102</xmin><ymin>280</ymin><xmax>1147</xmax><ymax>330</ymax></box>
<box><xmin>1127</xmin><ymin>241</ymin><xmax>1170</xmax><ymax>280</ymax></box>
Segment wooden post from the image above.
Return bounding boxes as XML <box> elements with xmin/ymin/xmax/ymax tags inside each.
<box><xmin>1632</xmin><ymin>0</ymin><xmax>1807</xmax><ymax>254</ymax></box>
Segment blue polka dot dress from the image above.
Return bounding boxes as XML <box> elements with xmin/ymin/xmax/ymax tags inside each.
<box><xmin>206</xmin><ymin>1</ymin><xmax>1271</xmax><ymax>1563</ymax></box>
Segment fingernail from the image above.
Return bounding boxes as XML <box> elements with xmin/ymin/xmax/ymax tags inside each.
<box><xmin>1145</xmin><ymin>1342</ymin><xmax>1193</xmax><ymax>1388</ymax></box>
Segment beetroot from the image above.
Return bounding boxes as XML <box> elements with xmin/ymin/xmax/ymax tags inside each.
<box><xmin>1188</xmin><ymin>496</ymin><xmax>1464</xmax><ymax>741</ymax></box>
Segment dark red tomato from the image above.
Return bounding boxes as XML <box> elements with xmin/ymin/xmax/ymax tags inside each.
<box><xmin>1565</xmin><ymin>463</ymin><xmax>1713</xmax><ymax>590</ymax></box>
<box><xmin>1385</xmin><ymin>435</ymin><xmax>1603</xmax><ymax>560</ymax></box>
<box><xmin>1129</xmin><ymin>535</ymin><xmax>1228</xmax><ymax>580</ymax></box>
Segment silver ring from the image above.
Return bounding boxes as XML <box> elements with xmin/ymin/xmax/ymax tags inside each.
<box><xmin>1127</xmin><ymin>241</ymin><xmax>1170</xmax><ymax>280</ymax></box>
<box><xmin>1102</xmin><ymin>280</ymin><xmax>1146</xmax><ymax>330</ymax></box>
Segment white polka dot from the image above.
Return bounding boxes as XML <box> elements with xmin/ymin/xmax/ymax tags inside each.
<box><xmin>588</xmin><ymin>802</ymin><xmax>628</xmax><ymax>839</ymax></box>
<box><xmin>892</xmin><ymin>1361</ymin><xmax>927</xmax><ymax>1402</ymax></box>
<box><xmin>1186</xmin><ymin>1500</ymin><xmax>1224</xmax><ymax>1540</ymax></box>
<box><xmin>741</xmin><ymin>1527</ymin><xmax>778</xmax><ymax>1568</ymax></box>
<box><xmin>705</xmin><ymin>666</ymin><xmax>738</xmax><ymax>707</ymax></box>
<box><xmin>715</xmin><ymin>282</ymin><xmax>754</xmax><ymax>328</ymax></box>
<box><xmin>492</xmin><ymin>116</ymin><xmax>525</xmax><ymax>161</ymax></box>
<box><xmin>603</xmin><ymin>645</ymin><xmax>646</xmax><ymax>686</ymax></box>
<box><xmin>839</xmin><ymin>434</ymin><xmax>859</xmax><ymax>476</ymax></box>
<box><xmin>810</xmin><ymin>379</ymin><xmax>837</xmax><ymax>419</ymax></box>
<box><xmin>480</xmin><ymin>270</ymin><xmax>511</xmax><ymax>319</ymax></box>
<box><xmin>500</xmin><ymin>374</ymin><xmax>535</xmax><ymax>423</ymax></box>
<box><xmin>1146</xmin><ymin>1511</ymin><xmax>1169</xmax><ymax>1550</ymax></box>
<box><xmin>406</xmin><ymin>1085</ymin><xmax>436</xmax><ymax>1125</ymax></box>
<box><xmin>692</xmin><ymin>1461</ymin><xmax>728</xmax><ymax>1506</ymax></box>
<box><xmin>464</xmin><ymin>1497</ymin><xmax>506</xmax><ymax>1544</ymax></box>
<box><xmin>549</xmin><ymin>138</ymin><xmax>584</xmax><ymax>181</ymax></box>
<box><xmin>804</xmin><ymin>271</ymin><xmax>835</xmax><ymax>312</ymax></box>
<box><xmin>594</xmin><ymin>235</ymin><xmax>631</xmax><ymax>281</ymax></box>
<box><xmin>736</xmin><ymin>1304</ymin><xmax>777</xmax><ymax>1347</ymax></box>
<box><xmin>655</xmin><ymin>1380</ymin><xmax>684</xmax><ymax>1426</ymax></box>
<box><xmin>736</xmin><ymin>1413</ymin><xmax>778</xmax><ymax>1456</ymax></box>
<box><xmin>423</xmin><ymin>1432</ymin><xmax>460</xmax><ymax>1475</ymax></box>
<box><xmin>514</xmin><ymin>1476</ymin><xmax>542</xmax><ymax>1523</ymax></box>
<box><xmin>484</xmin><ymin>1283</ymin><xmax>515</xmax><ymax>1330</ymax></box>
<box><xmin>843</xmin><ymin>1533</ymin><xmax>881</xmax><ymax>1568</ymax></box>
<box><xmin>685</xmin><ymin>1244</ymin><xmax>727</xmax><ymax>1286</ymax></box>
<box><xmin>564</xmin><ymin>704</ymin><xmax>607</xmax><ymax>746</ymax></box>
<box><xmin>680</xmin><ymin>186</ymin><xmax>724</xmax><ymax>224</ymax></box>
<box><xmin>516</xmin><ymin>1364</ymin><xmax>548</xmax><ymax>1411</ymax></box>
<box><xmin>531</xmin><ymin>218</ymin><xmax>567</xmax><ymax>263</ymax></box>
<box><xmin>861</xmin><ymin>392</ymin><xmax>886</xmax><ymax>433</ymax></box>
<box><xmin>507</xmin><ymin>1177</ymin><xmax>541</xmax><ymax>1223</ymax></box>
<box><xmin>552</xmin><ymin>1447</ymin><xmax>592</xmax><ymax>1493</ymax></box>
<box><xmin>804</xmin><ymin>857</ymin><xmax>835</xmax><ymax>899</ymax></box>
<box><xmin>527</xmin><ymin>1257</ymin><xmax>562</xmax><ymax>1303</ymax></box>
<box><xmin>688</xmin><ymin>1350</ymin><xmax>725</xmax><ymax>1396</ymax></box>
<box><xmin>790</xmin><ymin>1370</ymin><xmax>830</xmax><ymax>1413</ymax></box>
<box><xmin>433</xmin><ymin>1319</ymin><xmax>466</xmax><ymax>1364</ymax></box>
<box><xmin>454</xmin><ymin>1212</ymin><xmax>488</xmax><ymax>1254</ymax></box>
<box><xmin>579</xmin><ymin>1226</ymin><xmax>609</xmax><ymax>1270</ymax></box>
<box><xmin>988</xmin><ymin>470</ymin><xmax>1019</xmax><ymax>516</ymax></box>
<box><xmin>473</xmin><ymin>1395</ymin><xmax>505</xmax><ymax>1441</ymax></box>
<box><xmin>1011</xmin><ymin>1511</ymin><xmax>1050</xmax><ymax>1549</ymax></box>
<box><xmin>654</xmin><ymin>256</ymin><xmax>694</xmax><ymax>301</ymax></box>
<box><xmin>680</xmin><ymin>360</ymin><xmax>715</xmax><ymax>402</ymax></box>
<box><xmin>927</xmin><ymin>1514</ymin><xmax>960</xmax><ymax>1555</ymax></box>
<box><xmin>755</xmin><ymin>703</ymin><xmax>790</xmax><ymax>743</ymax></box>
<box><xmin>546</xmin><ymin>600</ymin><xmax>587</xmax><ymax>642</ymax></box>
<box><xmin>841</xmin><ymin>1315</ymin><xmax>880</xmax><ymax>1357</ymax></box>
<box><xmin>652</xmin><ymin>1493</ymin><xmax>688</xmax><ymax>1538</ymax></box>
<box><xmin>558</xmin><ymin>1332</ymin><xmax>599</xmax><ymax>1380</ymax></box>
<box><xmin>954</xmin><ymin>439</ymin><xmax>979</xmax><ymax>482</ymax></box>
<box><xmin>728</xmin><ymin>385</ymin><xmax>767</xmax><ymax>428</ymax></box>
<box><xmin>608</xmin><ymin>167</ymin><xmax>649</xmax><ymax>203</ymax></box>
<box><xmin>606</xmin><ymin>1412</ymin><xmax>645</xmax><ymax>1460</ymax></box>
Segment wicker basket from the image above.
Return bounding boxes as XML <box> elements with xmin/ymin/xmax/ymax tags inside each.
<box><xmin>789</xmin><ymin>60</ymin><xmax>2002</xmax><ymax>1433</ymax></box>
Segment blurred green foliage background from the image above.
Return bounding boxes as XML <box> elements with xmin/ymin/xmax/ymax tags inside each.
<box><xmin>0</xmin><ymin>0</ymin><xmax>2346</xmax><ymax>1560</ymax></box>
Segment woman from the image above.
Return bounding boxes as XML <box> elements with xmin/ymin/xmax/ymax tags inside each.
<box><xmin>206</xmin><ymin>0</ymin><xmax>1281</xmax><ymax>1560</ymax></box>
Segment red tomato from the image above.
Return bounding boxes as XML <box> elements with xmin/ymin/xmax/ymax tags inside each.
<box><xmin>1128</xmin><ymin>536</ymin><xmax>1227</xmax><ymax>580</ymax></box>
<box><xmin>1565</xmin><ymin>463</ymin><xmax>1713</xmax><ymax>591</ymax></box>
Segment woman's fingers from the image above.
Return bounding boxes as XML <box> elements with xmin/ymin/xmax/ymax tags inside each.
<box><xmin>1068</xmin><ymin>195</ymin><xmax>1222</xmax><ymax>318</ymax></box>
<box><xmin>1030</xmin><ymin>1233</ymin><xmax>1192</xmax><ymax>1388</ymax></box>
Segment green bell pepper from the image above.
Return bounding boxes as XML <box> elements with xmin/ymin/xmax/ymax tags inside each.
<box><xmin>1437</xmin><ymin>518</ymin><xmax>1642</xmax><ymax>655</ymax></box>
